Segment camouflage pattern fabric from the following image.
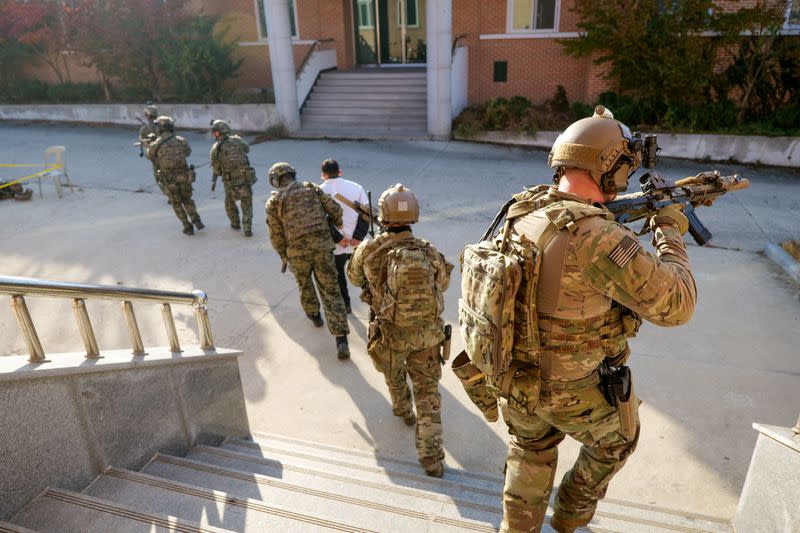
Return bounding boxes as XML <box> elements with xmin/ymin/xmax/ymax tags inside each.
<box><xmin>348</xmin><ymin>230</ymin><xmax>453</xmax><ymax>470</ymax></box>
<box><xmin>287</xmin><ymin>252</ymin><xmax>350</xmax><ymax>336</ymax></box>
<box><xmin>266</xmin><ymin>181</ymin><xmax>343</xmax><ymax>262</ymax></box>
<box><xmin>266</xmin><ymin>179</ymin><xmax>347</xmax><ymax>336</ymax></box>
<box><xmin>211</xmin><ymin>135</ymin><xmax>254</xmax><ymax>232</ymax></box>
<box><xmin>139</xmin><ymin>121</ymin><xmax>166</xmax><ymax>195</ymax></box>
<box><xmin>496</xmin><ymin>186</ymin><xmax>695</xmax><ymax>532</ymax></box>
<box><xmin>224</xmin><ymin>184</ymin><xmax>253</xmax><ymax>232</ymax></box>
<box><xmin>147</xmin><ymin>135</ymin><xmax>200</xmax><ymax>227</ymax></box>
<box><xmin>166</xmin><ymin>182</ymin><xmax>201</xmax><ymax>227</ymax></box>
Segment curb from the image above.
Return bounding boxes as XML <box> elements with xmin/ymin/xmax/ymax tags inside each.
<box><xmin>764</xmin><ymin>243</ymin><xmax>800</xmax><ymax>284</ymax></box>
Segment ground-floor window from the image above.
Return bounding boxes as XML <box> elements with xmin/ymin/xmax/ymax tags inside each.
<box><xmin>256</xmin><ymin>0</ymin><xmax>299</xmax><ymax>39</ymax></box>
<box><xmin>509</xmin><ymin>0</ymin><xmax>558</xmax><ymax>32</ymax></box>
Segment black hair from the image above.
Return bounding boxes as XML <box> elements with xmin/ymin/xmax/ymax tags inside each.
<box><xmin>321</xmin><ymin>159</ymin><xmax>340</xmax><ymax>177</ymax></box>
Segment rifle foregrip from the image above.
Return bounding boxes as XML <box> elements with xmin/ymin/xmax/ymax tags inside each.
<box><xmin>684</xmin><ymin>204</ymin><xmax>712</xmax><ymax>246</ymax></box>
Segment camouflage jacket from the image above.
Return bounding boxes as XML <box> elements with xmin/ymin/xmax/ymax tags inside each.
<box><xmin>146</xmin><ymin>133</ymin><xmax>191</xmax><ymax>175</ymax></box>
<box><xmin>266</xmin><ymin>181</ymin><xmax>343</xmax><ymax>262</ymax></box>
<box><xmin>210</xmin><ymin>134</ymin><xmax>250</xmax><ymax>180</ymax></box>
<box><xmin>348</xmin><ymin>230</ymin><xmax>453</xmax><ymax>350</ymax></box>
<box><xmin>138</xmin><ymin>121</ymin><xmax>158</xmax><ymax>142</ymax></box>
<box><xmin>511</xmin><ymin>186</ymin><xmax>696</xmax><ymax>380</ymax></box>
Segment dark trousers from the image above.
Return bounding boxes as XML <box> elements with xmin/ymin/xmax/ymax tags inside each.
<box><xmin>334</xmin><ymin>253</ymin><xmax>351</xmax><ymax>307</ymax></box>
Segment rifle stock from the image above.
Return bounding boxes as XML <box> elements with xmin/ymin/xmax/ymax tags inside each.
<box><xmin>334</xmin><ymin>192</ymin><xmax>379</xmax><ymax>236</ymax></box>
<box><xmin>606</xmin><ymin>171</ymin><xmax>749</xmax><ymax>245</ymax></box>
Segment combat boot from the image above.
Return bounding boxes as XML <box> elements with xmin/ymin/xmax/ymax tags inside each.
<box><xmin>194</xmin><ymin>219</ymin><xmax>205</xmax><ymax>230</ymax></box>
<box><xmin>336</xmin><ymin>336</ymin><xmax>350</xmax><ymax>360</ymax></box>
<box><xmin>402</xmin><ymin>411</ymin><xmax>416</xmax><ymax>426</ymax></box>
<box><xmin>231</xmin><ymin>223</ymin><xmax>241</xmax><ymax>230</ymax></box>
<box><xmin>182</xmin><ymin>224</ymin><xmax>194</xmax><ymax>235</ymax></box>
<box><xmin>550</xmin><ymin>515</ymin><xmax>579</xmax><ymax>533</ymax></box>
<box><xmin>424</xmin><ymin>461</ymin><xmax>444</xmax><ymax>478</ymax></box>
<box><xmin>307</xmin><ymin>313</ymin><xmax>324</xmax><ymax>328</ymax></box>
<box><xmin>244</xmin><ymin>230</ymin><xmax>252</xmax><ymax>237</ymax></box>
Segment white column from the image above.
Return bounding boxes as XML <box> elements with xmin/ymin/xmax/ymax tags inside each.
<box><xmin>426</xmin><ymin>0</ymin><xmax>453</xmax><ymax>139</ymax></box>
<box><xmin>265</xmin><ymin>0</ymin><xmax>300</xmax><ymax>132</ymax></box>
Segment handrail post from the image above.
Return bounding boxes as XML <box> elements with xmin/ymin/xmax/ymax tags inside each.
<box><xmin>793</xmin><ymin>413</ymin><xmax>800</xmax><ymax>436</ymax></box>
<box><xmin>10</xmin><ymin>295</ymin><xmax>46</xmax><ymax>363</ymax></box>
<box><xmin>72</xmin><ymin>298</ymin><xmax>100</xmax><ymax>358</ymax></box>
<box><xmin>121</xmin><ymin>300</ymin><xmax>145</xmax><ymax>355</ymax></box>
<box><xmin>161</xmin><ymin>303</ymin><xmax>182</xmax><ymax>353</ymax></box>
<box><xmin>192</xmin><ymin>290</ymin><xmax>214</xmax><ymax>350</ymax></box>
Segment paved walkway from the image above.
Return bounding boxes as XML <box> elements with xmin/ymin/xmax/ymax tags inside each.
<box><xmin>1</xmin><ymin>122</ymin><xmax>799</xmax><ymax>520</ymax></box>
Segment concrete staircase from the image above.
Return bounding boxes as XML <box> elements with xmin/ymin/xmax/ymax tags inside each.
<box><xmin>5</xmin><ymin>432</ymin><xmax>733</xmax><ymax>532</ymax></box>
<box><xmin>299</xmin><ymin>69</ymin><xmax>429</xmax><ymax>139</ymax></box>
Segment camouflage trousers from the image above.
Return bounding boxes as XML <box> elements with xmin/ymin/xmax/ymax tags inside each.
<box><xmin>166</xmin><ymin>182</ymin><xmax>201</xmax><ymax>228</ymax></box>
<box><xmin>367</xmin><ymin>333</ymin><xmax>444</xmax><ymax>469</ymax></box>
<box><xmin>224</xmin><ymin>184</ymin><xmax>253</xmax><ymax>232</ymax></box>
<box><xmin>500</xmin><ymin>371</ymin><xmax>639</xmax><ymax>533</ymax></box>
<box><xmin>152</xmin><ymin>164</ymin><xmax>167</xmax><ymax>196</ymax></box>
<box><xmin>289</xmin><ymin>252</ymin><xmax>350</xmax><ymax>336</ymax></box>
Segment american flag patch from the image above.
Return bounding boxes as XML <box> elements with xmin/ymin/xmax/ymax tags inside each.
<box><xmin>608</xmin><ymin>236</ymin><xmax>641</xmax><ymax>268</ymax></box>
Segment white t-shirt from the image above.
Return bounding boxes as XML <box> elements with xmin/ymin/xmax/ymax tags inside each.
<box><xmin>320</xmin><ymin>177</ymin><xmax>369</xmax><ymax>255</ymax></box>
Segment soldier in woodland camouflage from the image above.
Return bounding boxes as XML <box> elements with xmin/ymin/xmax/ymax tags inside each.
<box><xmin>146</xmin><ymin>116</ymin><xmax>204</xmax><ymax>235</ymax></box>
<box><xmin>138</xmin><ymin>103</ymin><xmax>167</xmax><ymax>198</ymax></box>
<box><xmin>348</xmin><ymin>184</ymin><xmax>453</xmax><ymax>478</ymax></box>
<box><xmin>491</xmin><ymin>107</ymin><xmax>696</xmax><ymax>533</ymax></box>
<box><xmin>210</xmin><ymin>119</ymin><xmax>256</xmax><ymax>237</ymax></box>
<box><xmin>266</xmin><ymin>162</ymin><xmax>351</xmax><ymax>359</ymax></box>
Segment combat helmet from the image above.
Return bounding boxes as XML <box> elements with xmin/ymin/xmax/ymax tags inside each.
<box><xmin>210</xmin><ymin>119</ymin><xmax>231</xmax><ymax>136</ymax></box>
<box><xmin>269</xmin><ymin>162</ymin><xmax>297</xmax><ymax>188</ymax></box>
<box><xmin>155</xmin><ymin>115</ymin><xmax>175</xmax><ymax>133</ymax></box>
<box><xmin>548</xmin><ymin>105</ymin><xmax>643</xmax><ymax>194</ymax></box>
<box><xmin>144</xmin><ymin>102</ymin><xmax>158</xmax><ymax>119</ymax></box>
<box><xmin>378</xmin><ymin>183</ymin><xmax>419</xmax><ymax>225</ymax></box>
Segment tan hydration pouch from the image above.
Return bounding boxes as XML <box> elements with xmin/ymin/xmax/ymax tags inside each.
<box><xmin>451</xmin><ymin>351</ymin><xmax>499</xmax><ymax>422</ymax></box>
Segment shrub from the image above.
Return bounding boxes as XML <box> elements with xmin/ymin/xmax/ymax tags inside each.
<box><xmin>47</xmin><ymin>82</ymin><xmax>104</xmax><ymax>102</ymax></box>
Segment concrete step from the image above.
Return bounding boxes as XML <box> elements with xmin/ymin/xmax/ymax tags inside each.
<box><xmin>141</xmin><ymin>453</ymin><xmax>498</xmax><ymax>532</ymax></box>
<box><xmin>303</xmin><ymin>104</ymin><xmax>427</xmax><ymax>116</ymax></box>
<box><xmin>310</xmin><ymin>87</ymin><xmax>427</xmax><ymax>97</ymax></box>
<box><xmin>316</xmin><ymin>79</ymin><xmax>426</xmax><ymax>89</ymax></box>
<box><xmin>301</xmin><ymin>117</ymin><xmax>427</xmax><ymax>129</ymax></box>
<box><xmin>294</xmin><ymin>129</ymin><xmax>430</xmax><ymax>141</ymax></box>
<box><xmin>83</xmin><ymin>467</ymin><xmax>378</xmax><ymax>533</ymax></box>
<box><xmin>306</xmin><ymin>94</ymin><xmax>426</xmax><ymax>104</ymax></box>
<box><xmin>10</xmin><ymin>487</ymin><xmax>232</xmax><ymax>533</ymax></box>
<box><xmin>324</xmin><ymin>71</ymin><xmax>426</xmax><ymax>80</ymax></box>
<box><xmin>218</xmin><ymin>434</ymin><xmax>733</xmax><ymax>533</ymax></box>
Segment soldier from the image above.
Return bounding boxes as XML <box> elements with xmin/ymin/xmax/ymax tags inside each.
<box><xmin>485</xmin><ymin>106</ymin><xmax>696</xmax><ymax>532</ymax></box>
<box><xmin>266</xmin><ymin>162</ymin><xmax>351</xmax><ymax>359</ymax></box>
<box><xmin>318</xmin><ymin>158</ymin><xmax>369</xmax><ymax>313</ymax></box>
<box><xmin>138</xmin><ymin>103</ymin><xmax>167</xmax><ymax>198</ymax></box>
<box><xmin>146</xmin><ymin>116</ymin><xmax>205</xmax><ymax>235</ymax></box>
<box><xmin>347</xmin><ymin>184</ymin><xmax>453</xmax><ymax>478</ymax></box>
<box><xmin>210</xmin><ymin>119</ymin><xmax>256</xmax><ymax>237</ymax></box>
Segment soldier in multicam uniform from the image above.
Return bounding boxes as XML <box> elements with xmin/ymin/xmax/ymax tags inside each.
<box><xmin>138</xmin><ymin>103</ymin><xmax>168</xmax><ymax>199</ymax></box>
<box><xmin>266</xmin><ymin>162</ymin><xmax>351</xmax><ymax>359</ymax></box>
<box><xmin>347</xmin><ymin>184</ymin><xmax>453</xmax><ymax>478</ymax></box>
<box><xmin>146</xmin><ymin>116</ymin><xmax>205</xmax><ymax>235</ymax></box>
<box><xmin>495</xmin><ymin>106</ymin><xmax>697</xmax><ymax>532</ymax></box>
<box><xmin>210</xmin><ymin>119</ymin><xmax>256</xmax><ymax>237</ymax></box>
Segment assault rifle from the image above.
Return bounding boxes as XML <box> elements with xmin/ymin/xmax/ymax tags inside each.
<box><xmin>607</xmin><ymin>171</ymin><xmax>749</xmax><ymax>246</ymax></box>
<box><xmin>334</xmin><ymin>192</ymin><xmax>380</xmax><ymax>238</ymax></box>
<box><xmin>133</xmin><ymin>132</ymin><xmax>157</xmax><ymax>157</ymax></box>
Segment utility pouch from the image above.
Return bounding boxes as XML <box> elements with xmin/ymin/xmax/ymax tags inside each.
<box><xmin>452</xmin><ymin>350</ymin><xmax>499</xmax><ymax>422</ymax></box>
<box><xmin>599</xmin><ymin>362</ymin><xmax>637</xmax><ymax>441</ymax></box>
<box><xmin>189</xmin><ymin>165</ymin><xmax>197</xmax><ymax>183</ymax></box>
<box><xmin>245</xmin><ymin>166</ymin><xmax>257</xmax><ymax>185</ymax></box>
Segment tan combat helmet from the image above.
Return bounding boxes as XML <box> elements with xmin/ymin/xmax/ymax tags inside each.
<box><xmin>144</xmin><ymin>103</ymin><xmax>158</xmax><ymax>119</ymax></box>
<box><xmin>155</xmin><ymin>115</ymin><xmax>175</xmax><ymax>133</ymax></box>
<box><xmin>269</xmin><ymin>162</ymin><xmax>296</xmax><ymax>188</ymax></box>
<box><xmin>379</xmin><ymin>183</ymin><xmax>419</xmax><ymax>225</ymax></box>
<box><xmin>548</xmin><ymin>105</ymin><xmax>643</xmax><ymax>194</ymax></box>
<box><xmin>210</xmin><ymin>119</ymin><xmax>231</xmax><ymax>136</ymax></box>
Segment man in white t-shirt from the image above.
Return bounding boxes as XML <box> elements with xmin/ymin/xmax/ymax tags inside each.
<box><xmin>319</xmin><ymin>159</ymin><xmax>370</xmax><ymax>314</ymax></box>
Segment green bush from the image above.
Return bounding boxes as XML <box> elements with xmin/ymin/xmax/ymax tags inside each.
<box><xmin>47</xmin><ymin>83</ymin><xmax>104</xmax><ymax>102</ymax></box>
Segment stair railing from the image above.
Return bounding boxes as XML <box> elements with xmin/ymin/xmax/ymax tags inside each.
<box><xmin>296</xmin><ymin>38</ymin><xmax>335</xmax><ymax>77</ymax></box>
<box><xmin>0</xmin><ymin>275</ymin><xmax>214</xmax><ymax>363</ymax></box>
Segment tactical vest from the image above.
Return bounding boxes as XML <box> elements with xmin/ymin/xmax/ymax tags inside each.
<box><xmin>363</xmin><ymin>235</ymin><xmax>443</xmax><ymax>328</ymax></box>
<box><xmin>153</xmin><ymin>136</ymin><xmax>188</xmax><ymax>171</ymax></box>
<box><xmin>278</xmin><ymin>182</ymin><xmax>330</xmax><ymax>243</ymax></box>
<box><xmin>212</xmin><ymin>136</ymin><xmax>253</xmax><ymax>187</ymax></box>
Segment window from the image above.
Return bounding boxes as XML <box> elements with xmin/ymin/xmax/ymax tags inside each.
<box><xmin>397</xmin><ymin>0</ymin><xmax>419</xmax><ymax>28</ymax></box>
<box><xmin>256</xmin><ymin>0</ymin><xmax>298</xmax><ymax>39</ymax></box>
<box><xmin>786</xmin><ymin>0</ymin><xmax>800</xmax><ymax>28</ymax></box>
<box><xmin>509</xmin><ymin>0</ymin><xmax>558</xmax><ymax>32</ymax></box>
<box><xmin>357</xmin><ymin>0</ymin><xmax>374</xmax><ymax>29</ymax></box>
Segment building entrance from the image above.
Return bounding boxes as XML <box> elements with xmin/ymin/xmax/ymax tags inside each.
<box><xmin>353</xmin><ymin>0</ymin><xmax>426</xmax><ymax>66</ymax></box>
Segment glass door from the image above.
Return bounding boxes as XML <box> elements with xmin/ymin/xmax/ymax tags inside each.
<box><xmin>354</xmin><ymin>0</ymin><xmax>426</xmax><ymax>66</ymax></box>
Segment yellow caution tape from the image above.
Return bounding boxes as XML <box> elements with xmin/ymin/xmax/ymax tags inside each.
<box><xmin>0</xmin><ymin>165</ymin><xmax>63</xmax><ymax>189</ymax></box>
<box><xmin>0</xmin><ymin>164</ymin><xmax>49</xmax><ymax>167</ymax></box>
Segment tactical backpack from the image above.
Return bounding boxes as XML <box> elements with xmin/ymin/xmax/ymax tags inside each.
<box><xmin>278</xmin><ymin>182</ymin><xmax>330</xmax><ymax>242</ymax></box>
<box><xmin>366</xmin><ymin>238</ymin><xmax>442</xmax><ymax>328</ymax></box>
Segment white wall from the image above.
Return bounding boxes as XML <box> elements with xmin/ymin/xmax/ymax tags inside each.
<box><xmin>296</xmin><ymin>48</ymin><xmax>337</xmax><ymax>109</ymax></box>
<box><xmin>451</xmin><ymin>46</ymin><xmax>468</xmax><ymax>118</ymax></box>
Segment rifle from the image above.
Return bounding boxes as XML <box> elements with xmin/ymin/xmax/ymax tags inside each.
<box><xmin>134</xmin><ymin>132</ymin><xmax>157</xmax><ymax>157</ymax></box>
<box><xmin>439</xmin><ymin>324</ymin><xmax>452</xmax><ymax>365</ymax></box>
<box><xmin>334</xmin><ymin>192</ymin><xmax>380</xmax><ymax>237</ymax></box>
<box><xmin>211</xmin><ymin>174</ymin><xmax>218</xmax><ymax>192</ymax></box>
<box><xmin>607</xmin><ymin>170</ymin><xmax>749</xmax><ymax>245</ymax></box>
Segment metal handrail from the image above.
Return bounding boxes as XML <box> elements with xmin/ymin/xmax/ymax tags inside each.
<box><xmin>1</xmin><ymin>275</ymin><xmax>214</xmax><ymax>363</ymax></box>
<box><xmin>452</xmin><ymin>33</ymin><xmax>468</xmax><ymax>57</ymax></box>
<box><xmin>296</xmin><ymin>38</ymin><xmax>335</xmax><ymax>77</ymax></box>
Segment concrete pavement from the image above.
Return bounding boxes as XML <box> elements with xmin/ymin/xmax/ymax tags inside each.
<box><xmin>1</xmin><ymin>121</ymin><xmax>798</xmax><ymax>521</ymax></box>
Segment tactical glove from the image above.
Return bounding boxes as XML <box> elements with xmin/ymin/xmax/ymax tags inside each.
<box><xmin>651</xmin><ymin>204</ymin><xmax>689</xmax><ymax>235</ymax></box>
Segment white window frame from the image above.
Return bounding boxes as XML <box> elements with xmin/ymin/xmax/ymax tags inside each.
<box><xmin>785</xmin><ymin>0</ymin><xmax>800</xmax><ymax>30</ymax></box>
<box><xmin>506</xmin><ymin>0</ymin><xmax>560</xmax><ymax>34</ymax></box>
<box><xmin>254</xmin><ymin>0</ymin><xmax>300</xmax><ymax>40</ymax></box>
<box><xmin>357</xmin><ymin>0</ymin><xmax>374</xmax><ymax>29</ymax></box>
<box><xmin>397</xmin><ymin>0</ymin><xmax>420</xmax><ymax>29</ymax></box>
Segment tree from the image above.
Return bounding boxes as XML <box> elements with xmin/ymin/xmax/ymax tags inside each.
<box><xmin>0</xmin><ymin>0</ymin><xmax>70</xmax><ymax>83</ymax></box>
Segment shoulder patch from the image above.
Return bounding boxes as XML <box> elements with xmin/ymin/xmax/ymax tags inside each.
<box><xmin>608</xmin><ymin>235</ymin><xmax>641</xmax><ymax>268</ymax></box>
